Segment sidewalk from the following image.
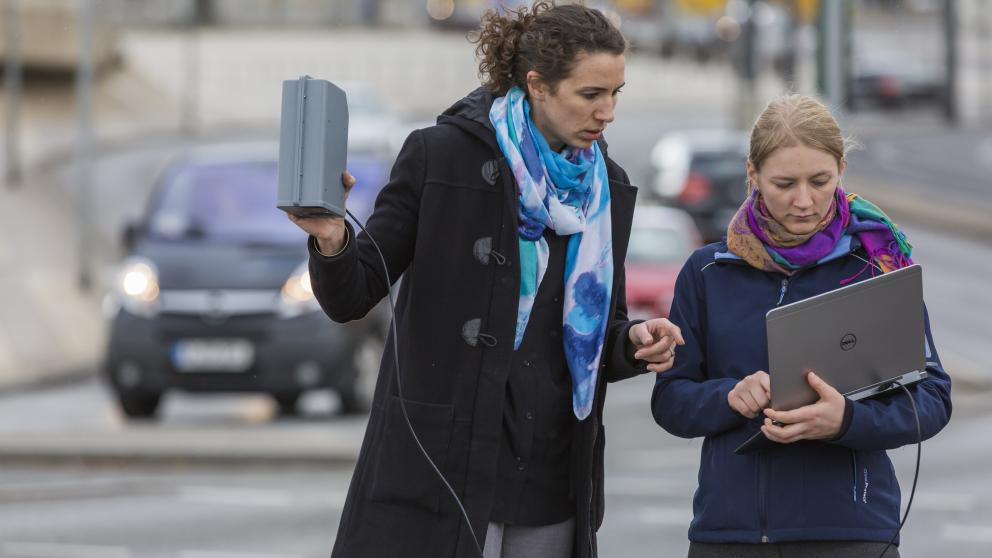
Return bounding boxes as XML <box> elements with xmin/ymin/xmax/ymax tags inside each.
<box><xmin>0</xmin><ymin>170</ymin><xmax>106</xmax><ymax>392</ymax></box>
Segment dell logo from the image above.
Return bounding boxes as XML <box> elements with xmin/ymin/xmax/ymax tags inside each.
<box><xmin>840</xmin><ymin>333</ymin><xmax>857</xmax><ymax>351</ymax></box>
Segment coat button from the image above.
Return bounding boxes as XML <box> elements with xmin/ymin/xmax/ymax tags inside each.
<box><xmin>522</xmin><ymin>360</ymin><xmax>531</xmax><ymax>367</ymax></box>
<box><xmin>461</xmin><ymin>318</ymin><xmax>482</xmax><ymax>347</ymax></box>
<box><xmin>525</xmin><ymin>412</ymin><xmax>534</xmax><ymax>420</ymax></box>
<box><xmin>473</xmin><ymin>237</ymin><xmax>493</xmax><ymax>265</ymax></box>
<box><xmin>481</xmin><ymin>159</ymin><xmax>500</xmax><ymax>186</ymax></box>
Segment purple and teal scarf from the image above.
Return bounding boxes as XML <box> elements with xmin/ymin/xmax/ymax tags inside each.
<box><xmin>726</xmin><ymin>186</ymin><xmax>912</xmax><ymax>279</ymax></box>
<box><xmin>489</xmin><ymin>86</ymin><xmax>613</xmax><ymax>421</ymax></box>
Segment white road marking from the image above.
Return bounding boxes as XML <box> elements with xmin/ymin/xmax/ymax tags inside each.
<box><xmin>912</xmin><ymin>492</ymin><xmax>978</xmax><ymax>513</ymax></box>
<box><xmin>620</xmin><ymin>449</ymin><xmax>700</xmax><ymax>470</ymax></box>
<box><xmin>635</xmin><ymin>506</ymin><xmax>693</xmax><ymax>526</ymax></box>
<box><xmin>1</xmin><ymin>541</ymin><xmax>132</xmax><ymax>558</ymax></box>
<box><xmin>605</xmin><ymin>476</ymin><xmax>693</xmax><ymax>498</ymax></box>
<box><xmin>176</xmin><ymin>486</ymin><xmax>347</xmax><ymax>509</ymax></box>
<box><xmin>177</xmin><ymin>486</ymin><xmax>294</xmax><ymax>508</ymax></box>
<box><xmin>178</xmin><ymin>551</ymin><xmax>303</xmax><ymax>558</ymax></box>
<box><xmin>940</xmin><ymin>523</ymin><xmax>992</xmax><ymax>544</ymax></box>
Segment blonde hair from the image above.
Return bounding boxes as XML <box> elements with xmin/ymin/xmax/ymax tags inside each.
<box><xmin>748</xmin><ymin>94</ymin><xmax>852</xmax><ymax>172</ymax></box>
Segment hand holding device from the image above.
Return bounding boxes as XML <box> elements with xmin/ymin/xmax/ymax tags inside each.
<box><xmin>287</xmin><ymin>171</ymin><xmax>356</xmax><ymax>254</ymax></box>
<box><xmin>761</xmin><ymin>371</ymin><xmax>846</xmax><ymax>442</ymax></box>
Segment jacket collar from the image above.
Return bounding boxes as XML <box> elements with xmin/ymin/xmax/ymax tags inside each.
<box><xmin>714</xmin><ymin>235</ymin><xmax>861</xmax><ymax>268</ymax></box>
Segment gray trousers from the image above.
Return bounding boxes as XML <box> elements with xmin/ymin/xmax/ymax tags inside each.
<box><xmin>483</xmin><ymin>518</ymin><xmax>575</xmax><ymax>558</ymax></box>
<box><xmin>688</xmin><ymin>540</ymin><xmax>900</xmax><ymax>558</ymax></box>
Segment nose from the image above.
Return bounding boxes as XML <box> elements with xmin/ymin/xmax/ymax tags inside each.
<box><xmin>794</xmin><ymin>184</ymin><xmax>814</xmax><ymax>210</ymax></box>
<box><xmin>595</xmin><ymin>96</ymin><xmax>616</xmax><ymax>125</ymax></box>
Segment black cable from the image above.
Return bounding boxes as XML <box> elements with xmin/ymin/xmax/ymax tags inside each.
<box><xmin>347</xmin><ymin>210</ymin><xmax>486</xmax><ymax>558</ymax></box>
<box><xmin>877</xmin><ymin>381</ymin><xmax>922</xmax><ymax>558</ymax></box>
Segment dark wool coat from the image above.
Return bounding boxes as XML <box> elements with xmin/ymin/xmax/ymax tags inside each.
<box><xmin>308</xmin><ymin>87</ymin><xmax>645</xmax><ymax>558</ymax></box>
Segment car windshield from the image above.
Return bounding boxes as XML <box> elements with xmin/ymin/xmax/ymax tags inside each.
<box><xmin>147</xmin><ymin>160</ymin><xmax>304</xmax><ymax>245</ymax></box>
<box><xmin>627</xmin><ymin>226</ymin><xmax>691</xmax><ymax>265</ymax></box>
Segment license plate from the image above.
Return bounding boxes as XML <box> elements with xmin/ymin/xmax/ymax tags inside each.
<box><xmin>171</xmin><ymin>339</ymin><xmax>254</xmax><ymax>373</ymax></box>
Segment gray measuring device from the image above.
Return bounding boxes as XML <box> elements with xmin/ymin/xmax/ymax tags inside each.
<box><xmin>276</xmin><ymin>75</ymin><xmax>349</xmax><ymax>217</ymax></box>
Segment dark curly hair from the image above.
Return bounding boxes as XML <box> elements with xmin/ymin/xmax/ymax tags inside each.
<box><xmin>471</xmin><ymin>1</ymin><xmax>626</xmax><ymax>96</ymax></box>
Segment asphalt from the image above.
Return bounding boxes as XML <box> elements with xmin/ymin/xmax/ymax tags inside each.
<box><xmin>0</xmin><ymin>26</ymin><xmax>988</xmax><ymax>466</ymax></box>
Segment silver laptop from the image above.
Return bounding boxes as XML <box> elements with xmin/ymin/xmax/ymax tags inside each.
<box><xmin>735</xmin><ymin>264</ymin><xmax>927</xmax><ymax>454</ymax></box>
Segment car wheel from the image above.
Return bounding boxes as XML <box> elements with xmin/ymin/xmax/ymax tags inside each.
<box><xmin>274</xmin><ymin>393</ymin><xmax>301</xmax><ymax>417</ymax></box>
<box><xmin>340</xmin><ymin>331</ymin><xmax>385</xmax><ymax>415</ymax></box>
<box><xmin>117</xmin><ymin>391</ymin><xmax>161</xmax><ymax>419</ymax></box>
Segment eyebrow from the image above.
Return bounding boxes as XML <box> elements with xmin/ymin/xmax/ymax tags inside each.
<box><xmin>770</xmin><ymin>171</ymin><xmax>832</xmax><ymax>181</ymax></box>
<box><xmin>581</xmin><ymin>82</ymin><xmax>625</xmax><ymax>92</ymax></box>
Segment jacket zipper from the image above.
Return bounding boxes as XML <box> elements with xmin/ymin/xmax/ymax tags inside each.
<box><xmin>758</xmin><ymin>451</ymin><xmax>769</xmax><ymax>542</ymax></box>
<box><xmin>776</xmin><ymin>278</ymin><xmax>789</xmax><ymax>305</ymax></box>
<box><xmin>851</xmin><ymin>450</ymin><xmax>859</xmax><ymax>503</ymax></box>
<box><xmin>759</xmin><ymin>277</ymin><xmax>790</xmax><ymax>543</ymax></box>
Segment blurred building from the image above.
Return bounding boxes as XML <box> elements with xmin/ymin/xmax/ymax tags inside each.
<box><xmin>959</xmin><ymin>0</ymin><xmax>992</xmax><ymax>125</ymax></box>
<box><xmin>100</xmin><ymin>0</ymin><xmax>425</xmax><ymax>28</ymax></box>
<box><xmin>0</xmin><ymin>0</ymin><xmax>118</xmax><ymax>72</ymax></box>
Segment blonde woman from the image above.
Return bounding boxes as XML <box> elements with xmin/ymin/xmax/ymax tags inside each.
<box><xmin>652</xmin><ymin>95</ymin><xmax>951</xmax><ymax>558</ymax></box>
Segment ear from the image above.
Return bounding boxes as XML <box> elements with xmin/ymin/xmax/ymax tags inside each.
<box><xmin>746</xmin><ymin>159</ymin><xmax>759</xmax><ymax>193</ymax></box>
<box><xmin>525</xmin><ymin>70</ymin><xmax>548</xmax><ymax>101</ymax></box>
<box><xmin>838</xmin><ymin>157</ymin><xmax>847</xmax><ymax>179</ymax></box>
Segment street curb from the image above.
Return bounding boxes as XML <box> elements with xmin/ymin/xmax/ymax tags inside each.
<box><xmin>0</xmin><ymin>427</ymin><xmax>363</xmax><ymax>468</ymax></box>
<box><xmin>0</xmin><ymin>365</ymin><xmax>97</xmax><ymax>397</ymax></box>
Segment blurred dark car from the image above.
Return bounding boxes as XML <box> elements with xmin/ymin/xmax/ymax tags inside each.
<box><xmin>849</xmin><ymin>55</ymin><xmax>944</xmax><ymax>110</ymax></box>
<box><xmin>624</xmin><ymin>205</ymin><xmax>702</xmax><ymax>320</ymax></box>
<box><xmin>103</xmin><ymin>142</ymin><xmax>391</xmax><ymax>419</ymax></box>
<box><xmin>645</xmin><ymin>129</ymin><xmax>749</xmax><ymax>243</ymax></box>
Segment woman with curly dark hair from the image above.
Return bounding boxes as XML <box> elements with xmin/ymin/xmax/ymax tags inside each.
<box><xmin>289</xmin><ymin>2</ymin><xmax>683</xmax><ymax>557</ymax></box>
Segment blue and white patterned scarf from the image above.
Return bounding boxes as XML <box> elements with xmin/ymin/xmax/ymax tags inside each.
<box><xmin>490</xmin><ymin>86</ymin><xmax>613</xmax><ymax>420</ymax></box>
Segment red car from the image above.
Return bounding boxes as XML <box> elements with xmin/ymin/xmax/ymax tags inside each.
<box><xmin>624</xmin><ymin>205</ymin><xmax>703</xmax><ymax>320</ymax></box>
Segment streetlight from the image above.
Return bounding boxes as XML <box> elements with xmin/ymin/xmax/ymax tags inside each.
<box><xmin>4</xmin><ymin>0</ymin><xmax>23</xmax><ymax>188</ymax></box>
<box><xmin>76</xmin><ymin>0</ymin><xmax>95</xmax><ymax>291</ymax></box>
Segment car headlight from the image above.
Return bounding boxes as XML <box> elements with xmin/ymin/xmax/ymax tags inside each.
<box><xmin>116</xmin><ymin>257</ymin><xmax>160</xmax><ymax>318</ymax></box>
<box><xmin>278</xmin><ymin>262</ymin><xmax>321</xmax><ymax>319</ymax></box>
